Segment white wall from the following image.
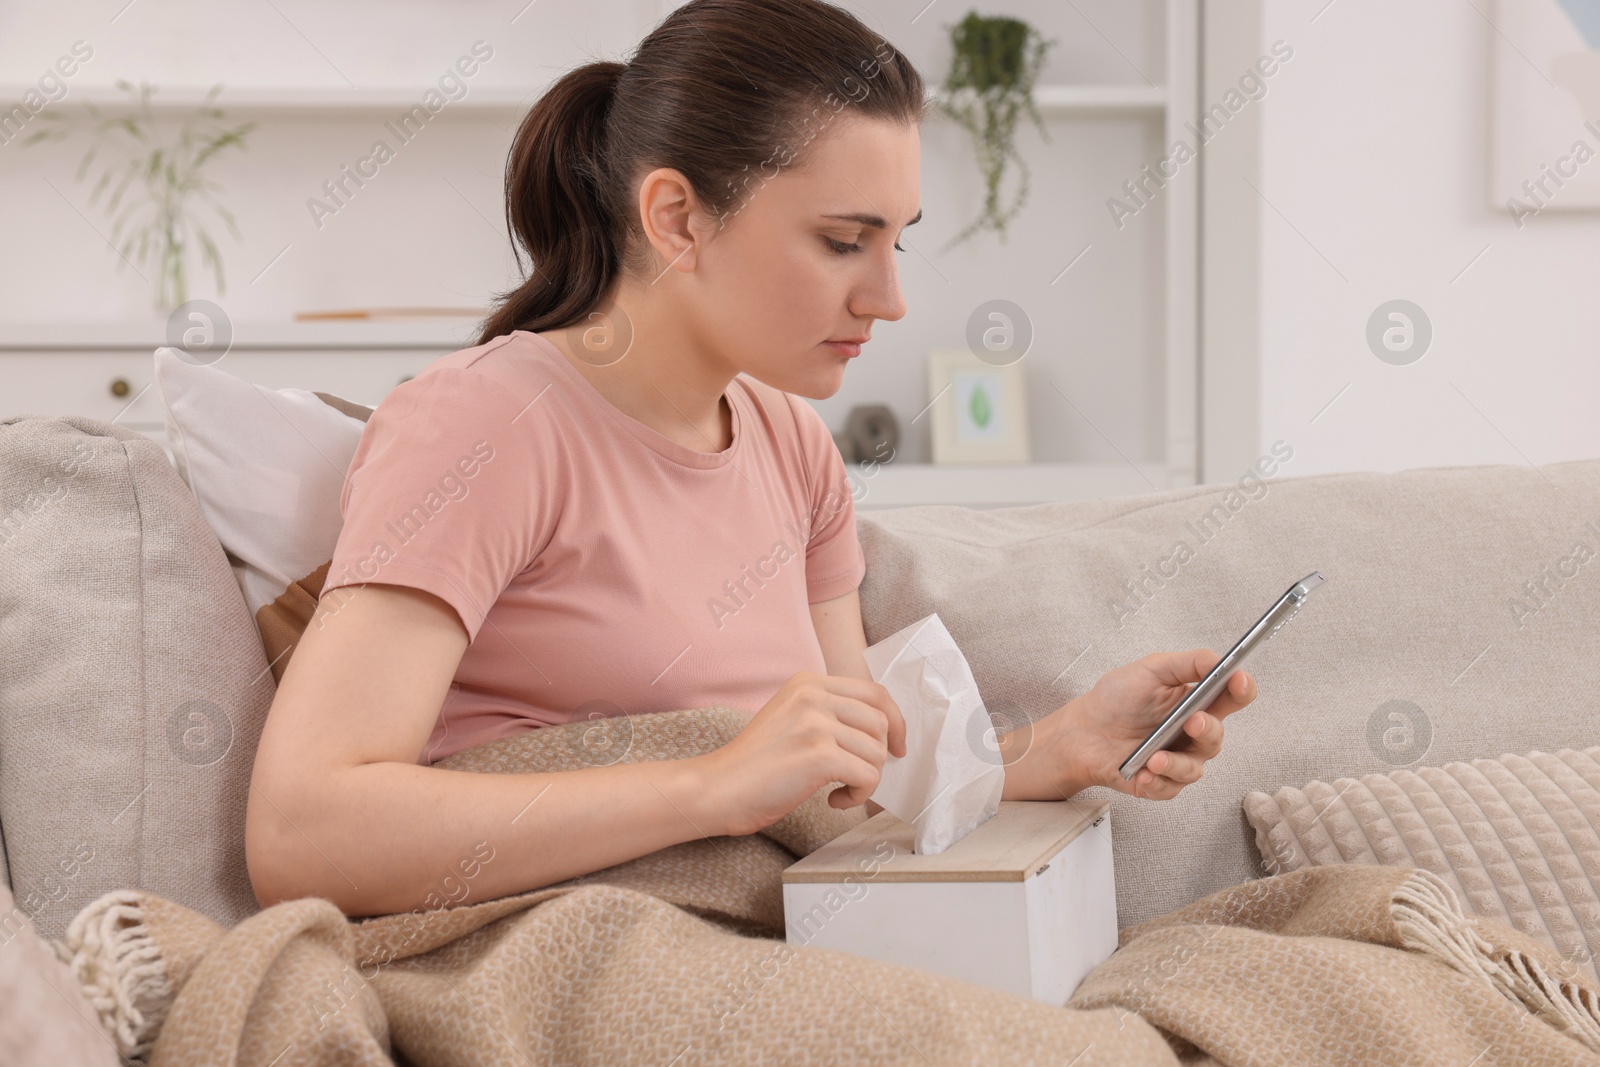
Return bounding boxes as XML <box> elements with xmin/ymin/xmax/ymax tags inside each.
<box><xmin>0</xmin><ymin>0</ymin><xmax>1176</xmax><ymax>466</ymax></box>
<box><xmin>1236</xmin><ymin>0</ymin><xmax>1600</xmax><ymax>476</ymax></box>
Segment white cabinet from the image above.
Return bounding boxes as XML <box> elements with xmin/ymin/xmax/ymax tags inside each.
<box><xmin>2</xmin><ymin>350</ymin><xmax>436</xmax><ymax>435</ymax></box>
<box><xmin>0</xmin><ymin>321</ymin><xmax>472</xmax><ymax>443</ymax></box>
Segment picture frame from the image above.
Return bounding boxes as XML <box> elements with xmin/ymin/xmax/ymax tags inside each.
<box><xmin>927</xmin><ymin>349</ymin><xmax>1031</xmax><ymax>465</ymax></box>
<box><xmin>1491</xmin><ymin>0</ymin><xmax>1600</xmax><ymax>213</ymax></box>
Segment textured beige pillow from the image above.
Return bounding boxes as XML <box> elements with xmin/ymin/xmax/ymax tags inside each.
<box><xmin>0</xmin><ymin>414</ymin><xmax>270</xmax><ymax>942</ymax></box>
<box><xmin>1243</xmin><ymin>747</ymin><xmax>1600</xmax><ymax>983</ymax></box>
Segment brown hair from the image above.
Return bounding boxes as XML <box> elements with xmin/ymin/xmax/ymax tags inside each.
<box><xmin>474</xmin><ymin>0</ymin><xmax>927</xmax><ymax>347</ymax></box>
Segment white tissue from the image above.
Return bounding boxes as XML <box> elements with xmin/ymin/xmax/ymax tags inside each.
<box><xmin>863</xmin><ymin>612</ymin><xmax>1004</xmax><ymax>854</ymax></box>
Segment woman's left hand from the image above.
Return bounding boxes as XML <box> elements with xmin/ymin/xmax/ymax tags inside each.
<box><xmin>1004</xmin><ymin>649</ymin><xmax>1257</xmax><ymax>802</ymax></box>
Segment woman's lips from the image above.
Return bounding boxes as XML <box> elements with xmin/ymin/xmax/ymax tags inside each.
<box><xmin>823</xmin><ymin>340</ymin><xmax>863</xmax><ymax>358</ymax></box>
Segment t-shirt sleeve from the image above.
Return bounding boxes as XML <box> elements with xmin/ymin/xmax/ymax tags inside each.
<box><xmin>321</xmin><ymin>366</ymin><xmax>543</xmax><ymax>643</ymax></box>
<box><xmin>787</xmin><ymin>395</ymin><xmax>866</xmax><ymax>603</ymax></box>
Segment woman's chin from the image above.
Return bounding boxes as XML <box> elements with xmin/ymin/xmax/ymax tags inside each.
<box><xmin>791</xmin><ymin>369</ymin><xmax>847</xmax><ymax>401</ymax></box>
<box><xmin>751</xmin><ymin>362</ymin><xmax>847</xmax><ymax>400</ymax></box>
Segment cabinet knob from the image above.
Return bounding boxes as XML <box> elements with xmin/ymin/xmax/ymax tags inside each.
<box><xmin>109</xmin><ymin>377</ymin><xmax>131</xmax><ymax>398</ymax></box>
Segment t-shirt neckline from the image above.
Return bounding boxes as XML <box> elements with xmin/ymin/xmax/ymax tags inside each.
<box><xmin>513</xmin><ymin>330</ymin><xmax>744</xmax><ymax>470</ymax></box>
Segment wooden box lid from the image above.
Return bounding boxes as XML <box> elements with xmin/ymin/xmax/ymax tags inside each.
<box><xmin>783</xmin><ymin>798</ymin><xmax>1111</xmax><ymax>884</ymax></box>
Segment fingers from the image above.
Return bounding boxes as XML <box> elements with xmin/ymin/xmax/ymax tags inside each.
<box><xmin>824</xmin><ymin>749</ymin><xmax>882</xmax><ymax>808</ymax></box>
<box><xmin>814</xmin><ymin>673</ymin><xmax>906</xmax><ymax>758</ymax></box>
<box><xmin>802</xmin><ymin>675</ymin><xmax>906</xmax><ymax>809</ymax></box>
<box><xmin>1132</xmin><ymin>768</ymin><xmax>1186</xmax><ymax>800</ymax></box>
<box><xmin>1173</xmin><ymin>709</ymin><xmax>1224</xmax><ymax>759</ymax></box>
<box><xmin>1143</xmin><ymin>747</ymin><xmax>1205</xmax><ymax>785</ymax></box>
<box><xmin>1141</xmin><ymin>647</ymin><xmax>1218</xmax><ymax>689</ymax></box>
<box><xmin>825</xmin><ymin>698</ymin><xmax>896</xmax><ymax>771</ymax></box>
<box><xmin>1143</xmin><ymin>651</ymin><xmax>1255</xmax><ymax>723</ymax></box>
<box><xmin>1133</xmin><ymin>710</ymin><xmax>1225</xmax><ymax>798</ymax></box>
<box><xmin>1201</xmin><ymin>669</ymin><xmax>1256</xmax><ymax>721</ymax></box>
<box><xmin>1139</xmin><ymin>764</ymin><xmax>1203</xmax><ymax>796</ymax></box>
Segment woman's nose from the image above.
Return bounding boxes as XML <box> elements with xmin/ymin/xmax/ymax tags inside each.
<box><xmin>857</xmin><ymin>254</ymin><xmax>907</xmax><ymax>323</ymax></box>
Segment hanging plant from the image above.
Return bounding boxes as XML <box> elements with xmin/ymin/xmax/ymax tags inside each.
<box><xmin>23</xmin><ymin>79</ymin><xmax>256</xmax><ymax>312</ymax></box>
<box><xmin>939</xmin><ymin>12</ymin><xmax>1054</xmax><ymax>249</ymax></box>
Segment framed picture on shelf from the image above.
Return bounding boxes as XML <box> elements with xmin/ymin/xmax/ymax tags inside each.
<box><xmin>927</xmin><ymin>349</ymin><xmax>1031</xmax><ymax>465</ymax></box>
<box><xmin>1490</xmin><ymin>0</ymin><xmax>1600</xmax><ymax>211</ymax></box>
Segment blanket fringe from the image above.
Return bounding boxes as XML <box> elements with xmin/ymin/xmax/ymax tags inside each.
<box><xmin>1392</xmin><ymin>868</ymin><xmax>1600</xmax><ymax>1054</ymax></box>
<box><xmin>49</xmin><ymin>890</ymin><xmax>175</xmax><ymax>1062</ymax></box>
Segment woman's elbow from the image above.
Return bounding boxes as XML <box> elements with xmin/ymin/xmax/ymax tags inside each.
<box><xmin>244</xmin><ymin>774</ymin><xmax>336</xmax><ymax>911</ymax></box>
<box><xmin>244</xmin><ymin>782</ymin><xmax>307</xmax><ymax>909</ymax></box>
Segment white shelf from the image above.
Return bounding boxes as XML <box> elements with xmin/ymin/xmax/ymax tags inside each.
<box><xmin>5</xmin><ymin>83</ymin><xmax>1165</xmax><ymax>118</ymax></box>
<box><xmin>848</xmin><ymin>461</ymin><xmax>1173</xmax><ymax>510</ymax></box>
<box><xmin>936</xmin><ymin>84</ymin><xmax>1166</xmax><ymax>115</ymax></box>
<box><xmin>0</xmin><ymin>84</ymin><xmax>546</xmax><ymax>116</ymax></box>
<box><xmin>0</xmin><ymin>318</ymin><xmax>485</xmax><ymax>350</ymax></box>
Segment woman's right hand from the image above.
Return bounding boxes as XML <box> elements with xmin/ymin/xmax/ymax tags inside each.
<box><xmin>700</xmin><ymin>671</ymin><xmax>907</xmax><ymax>837</ymax></box>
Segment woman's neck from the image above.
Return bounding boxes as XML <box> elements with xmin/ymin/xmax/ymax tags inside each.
<box><xmin>539</xmin><ymin>281</ymin><xmax>735</xmax><ymax>454</ymax></box>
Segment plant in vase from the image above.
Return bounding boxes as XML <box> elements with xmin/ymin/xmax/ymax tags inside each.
<box><xmin>24</xmin><ymin>79</ymin><xmax>256</xmax><ymax>312</ymax></box>
<box><xmin>939</xmin><ymin>11</ymin><xmax>1054</xmax><ymax>249</ymax></box>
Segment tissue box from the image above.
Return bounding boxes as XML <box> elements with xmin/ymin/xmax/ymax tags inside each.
<box><xmin>782</xmin><ymin>798</ymin><xmax>1117</xmax><ymax>1004</ymax></box>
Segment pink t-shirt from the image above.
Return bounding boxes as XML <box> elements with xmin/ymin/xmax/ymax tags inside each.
<box><xmin>320</xmin><ymin>329</ymin><xmax>866</xmax><ymax>765</ymax></box>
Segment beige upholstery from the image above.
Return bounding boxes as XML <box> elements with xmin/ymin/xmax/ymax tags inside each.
<box><xmin>0</xmin><ymin>415</ymin><xmax>270</xmax><ymax>942</ymax></box>
<box><xmin>0</xmin><ymin>880</ymin><xmax>119</xmax><ymax>1065</ymax></box>
<box><xmin>1242</xmin><ymin>746</ymin><xmax>1600</xmax><ymax>984</ymax></box>
<box><xmin>854</xmin><ymin>457</ymin><xmax>1600</xmax><ymax>928</ymax></box>
<box><xmin>5</xmin><ymin>405</ymin><xmax>1598</xmax><ymax>943</ymax></box>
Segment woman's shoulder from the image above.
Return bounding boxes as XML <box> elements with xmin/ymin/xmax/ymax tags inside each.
<box><xmin>372</xmin><ymin>331</ymin><xmax>553</xmax><ymax>417</ymax></box>
<box><xmin>410</xmin><ymin>331</ymin><xmax>534</xmax><ymax>390</ymax></box>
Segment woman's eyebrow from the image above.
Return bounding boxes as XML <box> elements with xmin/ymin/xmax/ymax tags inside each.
<box><xmin>822</xmin><ymin>209</ymin><xmax>924</xmax><ymax>229</ymax></box>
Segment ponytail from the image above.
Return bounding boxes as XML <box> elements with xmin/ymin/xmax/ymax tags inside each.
<box><xmin>476</xmin><ymin>61</ymin><xmax>625</xmax><ymax>346</ymax></box>
<box><xmin>475</xmin><ymin>0</ymin><xmax>927</xmax><ymax>349</ymax></box>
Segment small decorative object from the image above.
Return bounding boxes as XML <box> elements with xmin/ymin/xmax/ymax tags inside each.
<box><xmin>24</xmin><ymin>80</ymin><xmax>256</xmax><ymax>311</ymax></box>
<box><xmin>939</xmin><ymin>12</ymin><xmax>1054</xmax><ymax>249</ymax></box>
<box><xmin>842</xmin><ymin>404</ymin><xmax>899</xmax><ymax>465</ymax></box>
<box><xmin>928</xmin><ymin>348</ymin><xmax>1030</xmax><ymax>465</ymax></box>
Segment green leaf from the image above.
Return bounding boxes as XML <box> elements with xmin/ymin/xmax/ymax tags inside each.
<box><xmin>969</xmin><ymin>383</ymin><xmax>992</xmax><ymax>429</ymax></box>
<box><xmin>75</xmin><ymin>145</ymin><xmax>99</xmax><ymax>183</ymax></box>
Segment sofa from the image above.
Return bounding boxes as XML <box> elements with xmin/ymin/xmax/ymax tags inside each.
<box><xmin>3</xmin><ymin>399</ymin><xmax>1598</xmax><ymax>1061</ymax></box>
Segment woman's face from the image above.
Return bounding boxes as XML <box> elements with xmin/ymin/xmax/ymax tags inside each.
<box><xmin>683</xmin><ymin>113</ymin><xmax>922</xmax><ymax>400</ymax></box>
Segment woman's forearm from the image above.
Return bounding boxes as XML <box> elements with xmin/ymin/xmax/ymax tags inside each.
<box><xmin>251</xmin><ymin>754</ymin><xmax>727</xmax><ymax>918</ymax></box>
<box><xmin>997</xmin><ymin>708</ymin><xmax>1082</xmax><ymax>801</ymax></box>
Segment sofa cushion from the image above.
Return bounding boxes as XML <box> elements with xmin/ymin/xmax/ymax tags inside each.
<box><xmin>154</xmin><ymin>347</ymin><xmax>373</xmax><ymax>683</ymax></box>
<box><xmin>1242</xmin><ymin>745</ymin><xmax>1600</xmax><ymax>984</ymax></box>
<box><xmin>853</xmin><ymin>453</ymin><xmax>1600</xmax><ymax>929</ymax></box>
<box><xmin>0</xmin><ymin>879</ymin><xmax>120</xmax><ymax>1065</ymax></box>
<box><xmin>0</xmin><ymin>415</ymin><xmax>269</xmax><ymax>941</ymax></box>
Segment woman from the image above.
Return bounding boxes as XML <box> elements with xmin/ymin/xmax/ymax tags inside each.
<box><xmin>245</xmin><ymin>0</ymin><xmax>1255</xmax><ymax>917</ymax></box>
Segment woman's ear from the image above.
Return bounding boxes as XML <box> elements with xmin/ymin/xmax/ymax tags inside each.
<box><xmin>637</xmin><ymin>167</ymin><xmax>708</xmax><ymax>276</ymax></box>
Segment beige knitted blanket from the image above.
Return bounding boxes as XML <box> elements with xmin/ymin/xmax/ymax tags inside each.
<box><xmin>50</xmin><ymin>707</ymin><xmax>1600</xmax><ymax>1066</ymax></box>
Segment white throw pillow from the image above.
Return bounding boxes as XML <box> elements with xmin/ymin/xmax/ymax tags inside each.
<box><xmin>153</xmin><ymin>347</ymin><xmax>372</xmax><ymax>679</ymax></box>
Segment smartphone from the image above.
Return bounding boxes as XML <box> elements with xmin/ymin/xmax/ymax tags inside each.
<box><xmin>1117</xmin><ymin>571</ymin><xmax>1327</xmax><ymax>781</ymax></box>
